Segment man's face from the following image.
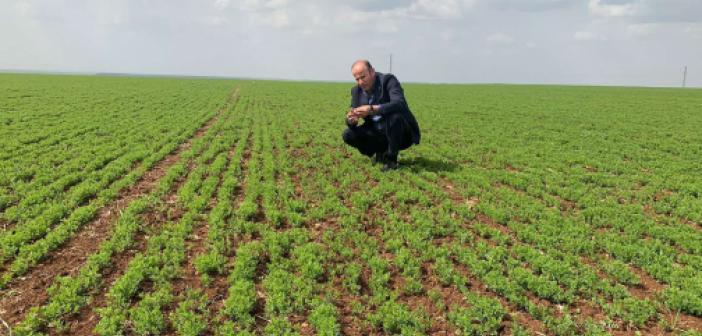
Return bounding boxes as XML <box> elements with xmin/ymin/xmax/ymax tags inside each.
<box><xmin>352</xmin><ymin>64</ymin><xmax>376</xmax><ymax>92</ymax></box>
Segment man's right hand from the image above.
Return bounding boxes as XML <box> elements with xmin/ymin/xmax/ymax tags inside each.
<box><xmin>347</xmin><ymin>109</ymin><xmax>359</xmax><ymax>125</ymax></box>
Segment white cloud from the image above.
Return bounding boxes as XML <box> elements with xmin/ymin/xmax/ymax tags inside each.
<box><xmin>240</xmin><ymin>0</ymin><xmax>288</xmax><ymax>11</ymax></box>
<box><xmin>204</xmin><ymin>15</ymin><xmax>227</xmax><ymax>26</ymax></box>
<box><xmin>251</xmin><ymin>9</ymin><xmax>289</xmax><ymax>28</ymax></box>
<box><xmin>574</xmin><ymin>30</ymin><xmax>606</xmax><ymax>40</ymax></box>
<box><xmin>440</xmin><ymin>29</ymin><xmax>455</xmax><ymax>41</ymax></box>
<box><xmin>684</xmin><ymin>23</ymin><xmax>702</xmax><ymax>38</ymax></box>
<box><xmin>588</xmin><ymin>0</ymin><xmax>635</xmax><ymax>17</ymax></box>
<box><xmin>407</xmin><ymin>0</ymin><xmax>464</xmax><ymax>19</ymax></box>
<box><xmin>214</xmin><ymin>0</ymin><xmax>230</xmax><ymax>10</ymax></box>
<box><xmin>626</xmin><ymin>23</ymin><xmax>657</xmax><ymax>36</ymax></box>
<box><xmin>486</xmin><ymin>33</ymin><xmax>515</xmax><ymax>45</ymax></box>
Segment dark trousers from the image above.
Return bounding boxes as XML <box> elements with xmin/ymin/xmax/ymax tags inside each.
<box><xmin>342</xmin><ymin>113</ymin><xmax>412</xmax><ymax>162</ymax></box>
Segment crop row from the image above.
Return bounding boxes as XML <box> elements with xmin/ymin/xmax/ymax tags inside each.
<box><xmin>12</xmin><ymin>86</ymin><xmax>241</xmax><ymax>335</ymax></box>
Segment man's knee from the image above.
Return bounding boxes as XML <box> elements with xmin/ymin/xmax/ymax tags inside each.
<box><xmin>387</xmin><ymin>113</ymin><xmax>403</xmax><ymax>124</ymax></box>
<box><xmin>342</xmin><ymin>128</ymin><xmax>355</xmax><ymax>145</ymax></box>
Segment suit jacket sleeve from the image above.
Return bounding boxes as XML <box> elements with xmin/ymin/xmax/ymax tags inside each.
<box><xmin>378</xmin><ymin>74</ymin><xmax>408</xmax><ymax>117</ymax></box>
<box><xmin>350</xmin><ymin>87</ymin><xmax>360</xmax><ymax>108</ymax></box>
<box><xmin>347</xmin><ymin>87</ymin><xmax>359</xmax><ymax>128</ymax></box>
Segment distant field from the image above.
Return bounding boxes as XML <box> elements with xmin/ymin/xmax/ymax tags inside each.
<box><xmin>1</xmin><ymin>73</ymin><xmax>701</xmax><ymax>335</ymax></box>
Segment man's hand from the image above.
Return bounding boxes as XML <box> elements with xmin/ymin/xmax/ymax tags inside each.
<box><xmin>351</xmin><ymin>105</ymin><xmax>373</xmax><ymax>118</ymax></box>
<box><xmin>346</xmin><ymin>108</ymin><xmax>359</xmax><ymax>125</ymax></box>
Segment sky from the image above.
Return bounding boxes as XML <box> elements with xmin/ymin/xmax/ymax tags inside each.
<box><xmin>1</xmin><ymin>0</ymin><xmax>701</xmax><ymax>87</ymax></box>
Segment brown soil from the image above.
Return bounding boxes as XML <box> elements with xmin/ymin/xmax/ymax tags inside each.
<box><xmin>0</xmin><ymin>88</ymin><xmax>239</xmax><ymax>332</ymax></box>
<box><xmin>285</xmin><ymin>148</ymin><xmax>382</xmax><ymax>335</ymax></box>
<box><xmin>439</xmin><ymin>177</ymin><xmax>702</xmax><ymax>335</ymax></box>
<box><xmin>65</xmin><ymin>203</ymin><xmax>179</xmax><ymax>336</ymax></box>
<box><xmin>627</xmin><ymin>264</ymin><xmax>667</xmax><ymax>300</ymax></box>
<box><xmin>447</xmin><ymin>249</ymin><xmax>549</xmax><ymax>335</ymax></box>
<box><xmin>680</xmin><ymin>217</ymin><xmax>702</xmax><ymax>233</ymax></box>
<box><xmin>0</xmin><ymin>219</ymin><xmax>10</xmax><ymax>232</ymax></box>
<box><xmin>161</xmin><ymin>133</ymin><xmax>249</xmax><ymax>335</ymax></box>
<box><xmin>653</xmin><ymin>189</ymin><xmax>674</xmax><ymax>202</ymax></box>
<box><xmin>505</xmin><ymin>164</ymin><xmax>520</xmax><ymax>173</ymax></box>
<box><xmin>643</xmin><ymin>204</ymin><xmax>702</xmax><ymax>235</ymax></box>
<box><xmin>0</xmin><ymin>150</ymin><xmax>187</xmax><ymax>327</ymax></box>
<box><xmin>177</xmin><ymin>130</ymin><xmax>253</xmax><ymax>335</ymax></box>
<box><xmin>437</xmin><ymin>178</ymin><xmax>615</xmax><ymax>333</ymax></box>
<box><xmin>62</xmin><ymin>104</ymin><xmax>237</xmax><ymax>336</ymax></box>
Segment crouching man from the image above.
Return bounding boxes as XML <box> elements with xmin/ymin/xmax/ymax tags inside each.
<box><xmin>342</xmin><ymin>60</ymin><xmax>421</xmax><ymax>171</ymax></box>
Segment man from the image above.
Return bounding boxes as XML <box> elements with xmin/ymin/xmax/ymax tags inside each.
<box><xmin>342</xmin><ymin>60</ymin><xmax>421</xmax><ymax>171</ymax></box>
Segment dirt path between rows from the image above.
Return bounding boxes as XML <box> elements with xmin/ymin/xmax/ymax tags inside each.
<box><xmin>161</xmin><ymin>131</ymin><xmax>251</xmax><ymax>336</ymax></box>
<box><xmin>0</xmin><ymin>88</ymin><xmax>239</xmax><ymax>329</ymax></box>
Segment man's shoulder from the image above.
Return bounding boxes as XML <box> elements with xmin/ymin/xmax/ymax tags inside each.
<box><xmin>378</xmin><ymin>72</ymin><xmax>400</xmax><ymax>85</ymax></box>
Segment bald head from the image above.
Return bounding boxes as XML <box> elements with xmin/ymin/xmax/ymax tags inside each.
<box><xmin>351</xmin><ymin>59</ymin><xmax>373</xmax><ymax>72</ymax></box>
<box><xmin>351</xmin><ymin>59</ymin><xmax>376</xmax><ymax>92</ymax></box>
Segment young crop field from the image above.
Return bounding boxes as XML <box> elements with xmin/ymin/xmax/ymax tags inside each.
<box><xmin>1</xmin><ymin>73</ymin><xmax>701</xmax><ymax>336</ymax></box>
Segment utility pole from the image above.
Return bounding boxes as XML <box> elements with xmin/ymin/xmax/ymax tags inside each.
<box><xmin>682</xmin><ymin>65</ymin><xmax>687</xmax><ymax>88</ymax></box>
<box><xmin>389</xmin><ymin>54</ymin><xmax>393</xmax><ymax>73</ymax></box>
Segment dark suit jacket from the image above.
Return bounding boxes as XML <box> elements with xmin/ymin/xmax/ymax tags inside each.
<box><xmin>350</xmin><ymin>72</ymin><xmax>421</xmax><ymax>145</ymax></box>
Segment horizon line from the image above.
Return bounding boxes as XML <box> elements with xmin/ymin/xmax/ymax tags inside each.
<box><xmin>1</xmin><ymin>68</ymin><xmax>699</xmax><ymax>89</ymax></box>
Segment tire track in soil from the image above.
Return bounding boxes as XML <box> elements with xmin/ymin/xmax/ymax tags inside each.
<box><xmin>175</xmin><ymin>108</ymin><xmax>257</xmax><ymax>335</ymax></box>
<box><xmin>243</xmin><ymin>129</ymin><xmax>276</xmax><ymax>335</ymax></box>
<box><xmin>161</xmin><ymin>129</ymin><xmax>252</xmax><ymax>336</ymax></box>
<box><xmin>272</xmin><ymin>130</ymin><xmax>338</xmax><ymax>336</ymax></box>
<box><xmin>204</xmin><ymin>134</ymin><xmax>255</xmax><ymax>327</ymax></box>
<box><xmin>62</xmin><ymin>90</ymin><xmax>241</xmax><ymax>336</ymax></box>
<box><xmin>289</xmin><ymin>147</ymin><xmax>380</xmax><ymax>335</ymax></box>
<box><xmin>0</xmin><ymin>88</ymin><xmax>239</xmax><ymax>330</ymax></box>
<box><xmin>65</xmin><ymin>192</ymin><xmax>186</xmax><ymax>336</ymax></box>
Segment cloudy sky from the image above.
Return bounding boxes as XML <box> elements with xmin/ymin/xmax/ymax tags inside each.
<box><xmin>1</xmin><ymin>0</ymin><xmax>701</xmax><ymax>87</ymax></box>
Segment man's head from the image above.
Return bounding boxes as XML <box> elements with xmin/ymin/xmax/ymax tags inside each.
<box><xmin>351</xmin><ymin>59</ymin><xmax>376</xmax><ymax>92</ymax></box>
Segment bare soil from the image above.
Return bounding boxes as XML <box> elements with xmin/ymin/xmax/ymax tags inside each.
<box><xmin>0</xmin><ymin>89</ymin><xmax>238</xmax><ymax>333</ymax></box>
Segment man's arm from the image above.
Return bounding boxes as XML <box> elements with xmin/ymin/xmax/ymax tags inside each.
<box><xmin>376</xmin><ymin>75</ymin><xmax>407</xmax><ymax>117</ymax></box>
<box><xmin>347</xmin><ymin>87</ymin><xmax>360</xmax><ymax>127</ymax></box>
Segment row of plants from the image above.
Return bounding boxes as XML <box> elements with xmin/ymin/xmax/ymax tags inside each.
<box><xmin>0</xmin><ymin>75</ymin><xmax>231</xmax><ymax>217</ymax></box>
<box><xmin>93</xmin><ymin>102</ymin><xmax>242</xmax><ymax>335</ymax></box>
<box><xmin>12</xmin><ymin>87</ymin><xmax>240</xmax><ymax>335</ymax></box>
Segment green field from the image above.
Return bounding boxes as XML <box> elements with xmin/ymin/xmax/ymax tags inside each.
<box><xmin>1</xmin><ymin>73</ymin><xmax>701</xmax><ymax>335</ymax></box>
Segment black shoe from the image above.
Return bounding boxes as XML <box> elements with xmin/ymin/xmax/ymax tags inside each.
<box><xmin>381</xmin><ymin>161</ymin><xmax>398</xmax><ymax>172</ymax></box>
<box><xmin>371</xmin><ymin>152</ymin><xmax>385</xmax><ymax>165</ymax></box>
